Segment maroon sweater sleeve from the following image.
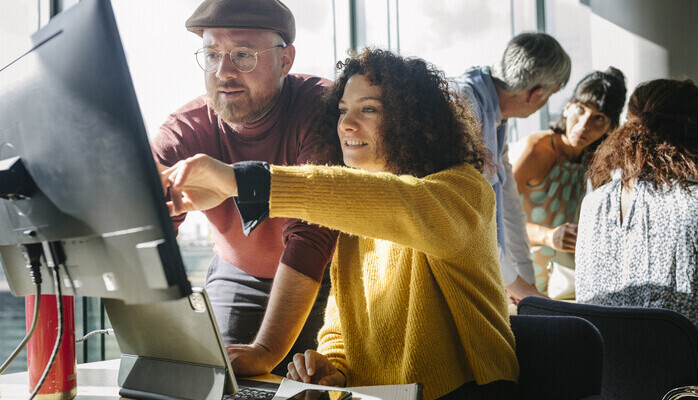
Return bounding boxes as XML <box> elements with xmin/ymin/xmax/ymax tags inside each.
<box><xmin>281</xmin><ymin>220</ymin><xmax>338</xmax><ymax>281</ymax></box>
<box><xmin>278</xmin><ymin>75</ymin><xmax>339</xmax><ymax>281</ymax></box>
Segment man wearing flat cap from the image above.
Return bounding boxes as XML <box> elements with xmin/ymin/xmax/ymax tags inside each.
<box><xmin>151</xmin><ymin>0</ymin><xmax>338</xmax><ymax>376</ymax></box>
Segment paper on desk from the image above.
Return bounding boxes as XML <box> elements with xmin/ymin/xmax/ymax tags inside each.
<box><xmin>272</xmin><ymin>378</ymin><xmax>420</xmax><ymax>400</ymax></box>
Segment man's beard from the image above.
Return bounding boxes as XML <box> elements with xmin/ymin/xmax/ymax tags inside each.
<box><xmin>207</xmin><ymin>83</ymin><xmax>277</xmax><ymax>124</ymax></box>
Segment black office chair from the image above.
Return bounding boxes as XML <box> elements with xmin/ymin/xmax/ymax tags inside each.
<box><xmin>510</xmin><ymin>315</ymin><xmax>603</xmax><ymax>400</ymax></box>
<box><xmin>518</xmin><ymin>297</ymin><xmax>698</xmax><ymax>400</ymax></box>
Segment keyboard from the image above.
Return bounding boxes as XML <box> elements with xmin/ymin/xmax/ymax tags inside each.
<box><xmin>225</xmin><ymin>386</ymin><xmax>277</xmax><ymax>400</ymax></box>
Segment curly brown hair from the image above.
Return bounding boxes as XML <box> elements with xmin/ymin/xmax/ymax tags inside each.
<box><xmin>587</xmin><ymin>78</ymin><xmax>698</xmax><ymax>190</ymax></box>
<box><xmin>310</xmin><ymin>48</ymin><xmax>490</xmax><ymax>178</ymax></box>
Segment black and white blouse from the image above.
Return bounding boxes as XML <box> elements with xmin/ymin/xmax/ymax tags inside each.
<box><xmin>576</xmin><ymin>178</ymin><xmax>698</xmax><ymax>326</ymax></box>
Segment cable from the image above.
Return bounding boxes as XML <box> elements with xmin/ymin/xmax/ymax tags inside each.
<box><xmin>76</xmin><ymin>329</ymin><xmax>114</xmax><ymax>343</ymax></box>
<box><xmin>28</xmin><ymin>249</ymin><xmax>64</xmax><ymax>400</ymax></box>
<box><xmin>0</xmin><ymin>244</ymin><xmax>43</xmax><ymax>375</ymax></box>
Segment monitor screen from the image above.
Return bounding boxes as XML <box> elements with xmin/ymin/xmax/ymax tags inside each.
<box><xmin>0</xmin><ymin>0</ymin><xmax>191</xmax><ymax>303</ymax></box>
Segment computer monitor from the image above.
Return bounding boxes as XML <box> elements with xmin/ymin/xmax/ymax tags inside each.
<box><xmin>0</xmin><ymin>0</ymin><xmax>191</xmax><ymax>304</ymax></box>
<box><xmin>0</xmin><ymin>1</ymin><xmax>238</xmax><ymax>398</ymax></box>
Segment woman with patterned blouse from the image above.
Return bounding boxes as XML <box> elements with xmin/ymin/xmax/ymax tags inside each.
<box><xmin>576</xmin><ymin>78</ymin><xmax>698</xmax><ymax>325</ymax></box>
<box><xmin>512</xmin><ymin>68</ymin><xmax>627</xmax><ymax>294</ymax></box>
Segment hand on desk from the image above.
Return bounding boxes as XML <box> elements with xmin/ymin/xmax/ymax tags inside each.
<box><xmin>226</xmin><ymin>343</ymin><xmax>275</xmax><ymax>376</ymax></box>
<box><xmin>286</xmin><ymin>350</ymin><xmax>345</xmax><ymax>387</ymax></box>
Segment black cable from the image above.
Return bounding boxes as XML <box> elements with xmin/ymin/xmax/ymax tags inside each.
<box><xmin>0</xmin><ymin>244</ymin><xmax>43</xmax><ymax>375</ymax></box>
<box><xmin>28</xmin><ymin>251</ymin><xmax>64</xmax><ymax>400</ymax></box>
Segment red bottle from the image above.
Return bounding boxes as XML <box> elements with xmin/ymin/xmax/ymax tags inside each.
<box><xmin>25</xmin><ymin>295</ymin><xmax>77</xmax><ymax>400</ymax></box>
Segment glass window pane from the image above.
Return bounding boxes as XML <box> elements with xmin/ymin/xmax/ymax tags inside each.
<box><xmin>393</xmin><ymin>0</ymin><xmax>540</xmax><ymax>142</ymax></box>
<box><xmin>397</xmin><ymin>0</ymin><xmax>513</xmax><ymax>77</ymax></box>
<box><xmin>0</xmin><ymin>291</ymin><xmax>26</xmax><ymax>373</ymax></box>
<box><xmin>358</xmin><ymin>0</ymin><xmax>390</xmax><ymax>49</ymax></box>
<box><xmin>0</xmin><ymin>1</ymin><xmax>40</xmax><ymax>67</ymax></box>
<box><xmin>283</xmin><ymin>0</ymin><xmax>336</xmax><ymax>79</ymax></box>
<box><xmin>111</xmin><ymin>0</ymin><xmax>203</xmax><ymax>139</ymax></box>
<box><xmin>544</xmin><ymin>0</ymin><xmax>594</xmax><ymax>124</ymax></box>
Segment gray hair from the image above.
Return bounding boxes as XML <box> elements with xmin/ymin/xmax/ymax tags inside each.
<box><xmin>492</xmin><ymin>32</ymin><xmax>571</xmax><ymax>94</ymax></box>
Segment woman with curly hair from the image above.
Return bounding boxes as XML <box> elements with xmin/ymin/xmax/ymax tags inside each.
<box><xmin>576</xmin><ymin>78</ymin><xmax>698</xmax><ymax>325</ymax></box>
<box><xmin>162</xmin><ymin>49</ymin><xmax>518</xmax><ymax>399</ymax></box>
<box><xmin>511</xmin><ymin>67</ymin><xmax>626</xmax><ymax>296</ymax></box>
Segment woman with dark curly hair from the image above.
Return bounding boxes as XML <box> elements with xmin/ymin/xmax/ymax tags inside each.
<box><xmin>576</xmin><ymin>78</ymin><xmax>698</xmax><ymax>325</ymax></box>
<box><xmin>162</xmin><ymin>49</ymin><xmax>518</xmax><ymax>399</ymax></box>
<box><xmin>511</xmin><ymin>67</ymin><xmax>626</xmax><ymax>296</ymax></box>
<box><xmin>309</xmin><ymin>50</ymin><xmax>487</xmax><ymax>178</ymax></box>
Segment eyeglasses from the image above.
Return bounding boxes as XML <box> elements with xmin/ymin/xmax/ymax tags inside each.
<box><xmin>194</xmin><ymin>45</ymin><xmax>285</xmax><ymax>73</ymax></box>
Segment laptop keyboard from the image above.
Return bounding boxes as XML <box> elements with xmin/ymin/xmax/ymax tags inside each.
<box><xmin>225</xmin><ymin>386</ymin><xmax>276</xmax><ymax>400</ymax></box>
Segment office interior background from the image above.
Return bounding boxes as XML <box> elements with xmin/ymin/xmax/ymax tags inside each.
<box><xmin>1</xmin><ymin>0</ymin><xmax>696</xmax><ymax>373</ymax></box>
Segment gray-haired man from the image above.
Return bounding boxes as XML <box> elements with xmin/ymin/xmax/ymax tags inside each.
<box><xmin>458</xmin><ymin>32</ymin><xmax>571</xmax><ymax>301</ymax></box>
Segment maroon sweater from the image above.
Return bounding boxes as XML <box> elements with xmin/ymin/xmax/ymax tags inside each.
<box><xmin>152</xmin><ymin>74</ymin><xmax>337</xmax><ymax>281</ymax></box>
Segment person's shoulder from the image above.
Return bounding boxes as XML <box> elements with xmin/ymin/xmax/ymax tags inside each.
<box><xmin>436</xmin><ymin>164</ymin><xmax>497</xmax><ymax>209</ymax></box>
<box><xmin>456</xmin><ymin>66</ymin><xmax>496</xmax><ymax>112</ymax></box>
<box><xmin>457</xmin><ymin>66</ymin><xmax>491</xmax><ymax>89</ymax></box>
<box><xmin>667</xmin><ymin>181</ymin><xmax>698</xmax><ymax>204</ymax></box>
<box><xmin>288</xmin><ymin>73</ymin><xmax>332</xmax><ymax>91</ymax></box>
<box><xmin>460</xmin><ymin>66</ymin><xmax>490</xmax><ymax>81</ymax></box>
<box><xmin>525</xmin><ymin>130</ymin><xmax>556</xmax><ymax>155</ymax></box>
<box><xmin>433</xmin><ymin>163</ymin><xmax>490</xmax><ymax>187</ymax></box>
<box><xmin>510</xmin><ymin>130</ymin><xmax>554</xmax><ymax>165</ymax></box>
<box><xmin>158</xmin><ymin>95</ymin><xmax>214</xmax><ymax>137</ymax></box>
<box><xmin>286</xmin><ymin>74</ymin><xmax>331</xmax><ymax>109</ymax></box>
<box><xmin>169</xmin><ymin>95</ymin><xmax>209</xmax><ymax>115</ymax></box>
<box><xmin>583</xmin><ymin>178</ymin><xmax>619</xmax><ymax>205</ymax></box>
<box><xmin>164</xmin><ymin>95</ymin><xmax>211</xmax><ymax>124</ymax></box>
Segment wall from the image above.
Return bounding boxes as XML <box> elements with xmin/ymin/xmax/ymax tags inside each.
<box><xmin>587</xmin><ymin>0</ymin><xmax>697</xmax><ymax>91</ymax></box>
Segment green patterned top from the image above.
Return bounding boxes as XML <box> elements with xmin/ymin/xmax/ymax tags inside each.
<box><xmin>519</xmin><ymin>134</ymin><xmax>587</xmax><ymax>293</ymax></box>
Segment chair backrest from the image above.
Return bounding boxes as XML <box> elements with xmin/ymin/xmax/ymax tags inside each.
<box><xmin>510</xmin><ymin>315</ymin><xmax>603</xmax><ymax>400</ymax></box>
<box><xmin>518</xmin><ymin>297</ymin><xmax>698</xmax><ymax>400</ymax></box>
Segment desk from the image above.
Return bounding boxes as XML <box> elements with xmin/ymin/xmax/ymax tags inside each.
<box><xmin>0</xmin><ymin>359</ymin><xmax>282</xmax><ymax>400</ymax></box>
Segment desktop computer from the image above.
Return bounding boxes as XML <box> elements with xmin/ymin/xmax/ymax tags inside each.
<box><xmin>0</xmin><ymin>0</ymin><xmax>243</xmax><ymax>398</ymax></box>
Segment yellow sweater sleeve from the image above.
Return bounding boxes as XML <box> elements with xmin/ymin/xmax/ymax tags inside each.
<box><xmin>269</xmin><ymin>163</ymin><xmax>494</xmax><ymax>261</ymax></box>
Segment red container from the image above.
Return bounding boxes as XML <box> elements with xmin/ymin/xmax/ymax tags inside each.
<box><xmin>25</xmin><ymin>295</ymin><xmax>77</xmax><ymax>400</ymax></box>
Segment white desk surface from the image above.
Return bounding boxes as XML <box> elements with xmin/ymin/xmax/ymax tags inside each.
<box><xmin>0</xmin><ymin>358</ymin><xmax>122</xmax><ymax>399</ymax></box>
<box><xmin>0</xmin><ymin>358</ymin><xmax>283</xmax><ymax>399</ymax></box>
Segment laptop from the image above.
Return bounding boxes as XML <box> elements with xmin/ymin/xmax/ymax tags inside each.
<box><xmin>103</xmin><ymin>287</ymin><xmax>279</xmax><ymax>400</ymax></box>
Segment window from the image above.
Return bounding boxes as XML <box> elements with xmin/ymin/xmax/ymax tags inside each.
<box><xmin>544</xmin><ymin>0</ymin><xmax>594</xmax><ymax>126</ymax></box>
<box><xmin>346</xmin><ymin>0</ymin><xmax>540</xmax><ymax>142</ymax></box>
<box><xmin>0</xmin><ymin>1</ymin><xmax>42</xmax><ymax>67</ymax></box>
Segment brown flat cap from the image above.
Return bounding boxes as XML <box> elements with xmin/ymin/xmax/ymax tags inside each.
<box><xmin>186</xmin><ymin>0</ymin><xmax>295</xmax><ymax>44</ymax></box>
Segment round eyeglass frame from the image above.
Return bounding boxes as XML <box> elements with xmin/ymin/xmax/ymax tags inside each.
<box><xmin>194</xmin><ymin>44</ymin><xmax>285</xmax><ymax>73</ymax></box>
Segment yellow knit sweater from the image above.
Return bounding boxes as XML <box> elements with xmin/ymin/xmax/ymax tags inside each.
<box><xmin>269</xmin><ymin>163</ymin><xmax>518</xmax><ymax>400</ymax></box>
